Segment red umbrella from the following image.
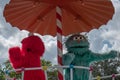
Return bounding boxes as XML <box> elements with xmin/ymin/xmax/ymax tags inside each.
<box><xmin>4</xmin><ymin>0</ymin><xmax>114</xmax><ymax>80</ymax></box>
<box><xmin>4</xmin><ymin>0</ymin><xmax>114</xmax><ymax>36</ymax></box>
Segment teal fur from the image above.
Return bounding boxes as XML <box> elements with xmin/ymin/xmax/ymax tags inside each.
<box><xmin>62</xmin><ymin>34</ymin><xmax>117</xmax><ymax>80</ymax></box>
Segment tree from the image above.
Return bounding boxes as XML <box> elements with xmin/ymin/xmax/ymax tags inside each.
<box><xmin>0</xmin><ymin>64</ymin><xmax>5</xmax><ymax>80</ymax></box>
<box><xmin>2</xmin><ymin>58</ymin><xmax>120</xmax><ymax>80</ymax></box>
<box><xmin>0</xmin><ymin>59</ymin><xmax>57</xmax><ymax>80</ymax></box>
<box><xmin>42</xmin><ymin>59</ymin><xmax>58</xmax><ymax>80</ymax></box>
<box><xmin>0</xmin><ymin>60</ymin><xmax>21</xmax><ymax>80</ymax></box>
<box><xmin>42</xmin><ymin>59</ymin><xmax>52</xmax><ymax>66</ymax></box>
<box><xmin>92</xmin><ymin>58</ymin><xmax>120</xmax><ymax>80</ymax></box>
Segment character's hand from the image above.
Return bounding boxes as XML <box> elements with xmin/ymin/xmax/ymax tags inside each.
<box><xmin>63</xmin><ymin>53</ymin><xmax>75</xmax><ymax>65</ymax></box>
<box><xmin>9</xmin><ymin>46</ymin><xmax>22</xmax><ymax>69</ymax></box>
<box><xmin>9</xmin><ymin>46</ymin><xmax>21</xmax><ymax>61</ymax></box>
<box><xmin>115</xmin><ymin>51</ymin><xmax>120</xmax><ymax>58</ymax></box>
<box><xmin>64</xmin><ymin>53</ymin><xmax>75</xmax><ymax>61</ymax></box>
<box><xmin>109</xmin><ymin>50</ymin><xmax>118</xmax><ymax>58</ymax></box>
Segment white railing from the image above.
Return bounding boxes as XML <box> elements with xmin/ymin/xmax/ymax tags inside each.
<box><xmin>5</xmin><ymin>66</ymin><xmax>120</xmax><ymax>80</ymax></box>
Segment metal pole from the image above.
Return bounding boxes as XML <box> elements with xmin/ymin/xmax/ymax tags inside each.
<box><xmin>21</xmin><ymin>68</ymin><xmax>24</xmax><ymax>80</ymax></box>
<box><xmin>89</xmin><ymin>66</ymin><xmax>93</xmax><ymax>80</ymax></box>
<box><xmin>70</xmin><ymin>65</ymin><xmax>74</xmax><ymax>80</ymax></box>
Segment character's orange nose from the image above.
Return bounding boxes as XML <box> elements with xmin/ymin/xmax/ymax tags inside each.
<box><xmin>77</xmin><ymin>39</ymin><xmax>80</xmax><ymax>43</ymax></box>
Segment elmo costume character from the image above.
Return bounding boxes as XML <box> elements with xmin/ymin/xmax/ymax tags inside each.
<box><xmin>9</xmin><ymin>35</ymin><xmax>45</xmax><ymax>80</ymax></box>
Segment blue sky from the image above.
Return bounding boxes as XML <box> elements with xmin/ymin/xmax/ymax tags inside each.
<box><xmin>0</xmin><ymin>0</ymin><xmax>120</xmax><ymax>65</ymax></box>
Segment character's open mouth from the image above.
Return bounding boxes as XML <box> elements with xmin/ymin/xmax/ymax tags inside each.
<box><xmin>70</xmin><ymin>46</ymin><xmax>88</xmax><ymax>48</ymax></box>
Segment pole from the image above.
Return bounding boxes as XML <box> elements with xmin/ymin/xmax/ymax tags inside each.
<box><xmin>56</xmin><ymin>6</ymin><xmax>64</xmax><ymax>80</ymax></box>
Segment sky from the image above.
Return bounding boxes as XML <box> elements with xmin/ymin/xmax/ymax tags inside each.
<box><xmin>0</xmin><ymin>0</ymin><xmax>120</xmax><ymax>65</ymax></box>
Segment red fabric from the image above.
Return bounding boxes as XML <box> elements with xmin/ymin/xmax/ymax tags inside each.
<box><xmin>9</xmin><ymin>35</ymin><xmax>45</xmax><ymax>80</ymax></box>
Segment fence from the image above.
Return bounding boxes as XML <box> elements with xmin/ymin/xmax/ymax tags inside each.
<box><xmin>5</xmin><ymin>65</ymin><xmax>120</xmax><ymax>80</ymax></box>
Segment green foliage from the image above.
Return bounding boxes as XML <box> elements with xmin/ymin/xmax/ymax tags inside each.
<box><xmin>92</xmin><ymin>58</ymin><xmax>120</xmax><ymax>80</ymax></box>
<box><xmin>1</xmin><ymin>58</ymin><xmax>120</xmax><ymax>80</ymax></box>
<box><xmin>0</xmin><ymin>60</ymin><xmax>21</xmax><ymax>80</ymax></box>
<box><xmin>0</xmin><ymin>66</ymin><xmax>5</xmax><ymax>80</ymax></box>
<box><xmin>42</xmin><ymin>59</ymin><xmax>58</xmax><ymax>80</ymax></box>
<box><xmin>42</xmin><ymin>59</ymin><xmax>52</xmax><ymax>66</ymax></box>
<box><xmin>0</xmin><ymin>59</ymin><xmax>58</xmax><ymax>80</ymax></box>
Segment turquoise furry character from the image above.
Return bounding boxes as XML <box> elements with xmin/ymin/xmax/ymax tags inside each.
<box><xmin>63</xmin><ymin>33</ymin><xmax>117</xmax><ymax>80</ymax></box>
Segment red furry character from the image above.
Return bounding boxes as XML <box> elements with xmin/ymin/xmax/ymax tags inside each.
<box><xmin>9</xmin><ymin>35</ymin><xmax>45</xmax><ymax>80</ymax></box>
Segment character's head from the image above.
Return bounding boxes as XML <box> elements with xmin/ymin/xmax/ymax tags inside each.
<box><xmin>65</xmin><ymin>33</ymin><xmax>89</xmax><ymax>55</ymax></box>
<box><xmin>21</xmin><ymin>35</ymin><xmax>45</xmax><ymax>56</ymax></box>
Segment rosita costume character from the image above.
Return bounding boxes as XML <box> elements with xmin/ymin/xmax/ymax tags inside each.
<box><xmin>63</xmin><ymin>33</ymin><xmax>117</xmax><ymax>80</ymax></box>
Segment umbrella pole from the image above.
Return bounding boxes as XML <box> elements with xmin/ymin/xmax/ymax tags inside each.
<box><xmin>56</xmin><ymin>6</ymin><xmax>64</xmax><ymax>80</ymax></box>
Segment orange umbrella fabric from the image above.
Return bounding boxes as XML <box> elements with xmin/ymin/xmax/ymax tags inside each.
<box><xmin>4</xmin><ymin>0</ymin><xmax>114</xmax><ymax>36</ymax></box>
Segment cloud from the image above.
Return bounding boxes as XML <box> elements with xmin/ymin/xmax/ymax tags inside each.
<box><xmin>0</xmin><ymin>0</ymin><xmax>120</xmax><ymax>65</ymax></box>
<box><xmin>88</xmin><ymin>1</ymin><xmax>120</xmax><ymax>53</ymax></box>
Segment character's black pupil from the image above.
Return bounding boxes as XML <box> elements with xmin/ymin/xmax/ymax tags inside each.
<box><xmin>80</xmin><ymin>37</ymin><xmax>82</xmax><ymax>39</ymax></box>
<box><xmin>75</xmin><ymin>37</ymin><xmax>78</xmax><ymax>39</ymax></box>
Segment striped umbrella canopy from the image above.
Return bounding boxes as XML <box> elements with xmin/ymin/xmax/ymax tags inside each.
<box><xmin>4</xmin><ymin>0</ymin><xmax>114</xmax><ymax>36</ymax></box>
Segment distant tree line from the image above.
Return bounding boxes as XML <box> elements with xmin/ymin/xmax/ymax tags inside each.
<box><xmin>92</xmin><ymin>58</ymin><xmax>120</xmax><ymax>80</ymax></box>
<box><xmin>0</xmin><ymin>59</ymin><xmax>58</xmax><ymax>80</ymax></box>
<box><xmin>0</xmin><ymin>58</ymin><xmax>120</xmax><ymax>80</ymax></box>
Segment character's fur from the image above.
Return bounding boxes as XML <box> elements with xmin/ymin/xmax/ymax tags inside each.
<box><xmin>9</xmin><ymin>35</ymin><xmax>45</xmax><ymax>80</ymax></box>
<box><xmin>63</xmin><ymin>34</ymin><xmax>117</xmax><ymax>80</ymax></box>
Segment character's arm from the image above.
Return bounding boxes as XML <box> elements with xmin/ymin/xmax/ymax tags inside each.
<box><xmin>62</xmin><ymin>53</ymin><xmax>75</xmax><ymax>65</ymax></box>
<box><xmin>9</xmin><ymin>46</ymin><xmax>23</xmax><ymax>69</ymax></box>
<box><xmin>90</xmin><ymin>50</ymin><xmax>117</xmax><ymax>62</ymax></box>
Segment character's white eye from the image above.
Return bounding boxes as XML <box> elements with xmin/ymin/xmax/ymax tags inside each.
<box><xmin>73</xmin><ymin>36</ymin><xmax>78</xmax><ymax>40</ymax></box>
<box><xmin>73</xmin><ymin>36</ymin><xmax>84</xmax><ymax>40</ymax></box>
<box><xmin>79</xmin><ymin>36</ymin><xmax>84</xmax><ymax>40</ymax></box>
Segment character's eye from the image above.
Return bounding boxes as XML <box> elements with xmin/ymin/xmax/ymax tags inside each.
<box><xmin>73</xmin><ymin>36</ymin><xmax>78</xmax><ymax>40</ymax></box>
<box><xmin>79</xmin><ymin>36</ymin><xmax>84</xmax><ymax>40</ymax></box>
<box><xmin>73</xmin><ymin>36</ymin><xmax>84</xmax><ymax>41</ymax></box>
